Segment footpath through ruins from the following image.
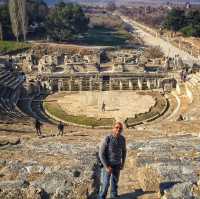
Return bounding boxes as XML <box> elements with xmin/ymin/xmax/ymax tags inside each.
<box><xmin>120</xmin><ymin>15</ymin><xmax>200</xmax><ymax>67</ymax></box>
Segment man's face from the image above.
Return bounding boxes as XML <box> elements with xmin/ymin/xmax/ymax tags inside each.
<box><xmin>113</xmin><ymin>123</ymin><xmax>123</xmax><ymax>137</ymax></box>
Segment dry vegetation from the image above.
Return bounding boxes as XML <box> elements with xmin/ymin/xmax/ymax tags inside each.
<box><xmin>144</xmin><ymin>46</ymin><xmax>164</xmax><ymax>59</ymax></box>
<box><xmin>88</xmin><ymin>13</ymin><xmax>124</xmax><ymax>30</ymax></box>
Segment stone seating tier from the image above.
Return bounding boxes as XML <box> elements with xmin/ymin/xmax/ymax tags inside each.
<box><xmin>0</xmin><ymin>72</ymin><xmax>11</xmax><ymax>81</ymax></box>
<box><xmin>0</xmin><ymin>86</ymin><xmax>7</xmax><ymax>98</ymax></box>
<box><xmin>6</xmin><ymin>76</ymin><xmax>24</xmax><ymax>89</ymax></box>
<box><xmin>0</xmin><ymin>67</ymin><xmax>24</xmax><ymax>89</ymax></box>
<box><xmin>30</xmin><ymin>94</ymin><xmax>51</xmax><ymax>123</ymax></box>
<box><xmin>0</xmin><ymin>73</ymin><xmax>13</xmax><ymax>83</ymax></box>
<box><xmin>0</xmin><ymin>85</ymin><xmax>29</xmax><ymax>122</ymax></box>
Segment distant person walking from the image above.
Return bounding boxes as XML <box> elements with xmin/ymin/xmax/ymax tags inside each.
<box><xmin>57</xmin><ymin>121</ymin><xmax>64</xmax><ymax>136</ymax></box>
<box><xmin>34</xmin><ymin>119</ymin><xmax>42</xmax><ymax>136</ymax></box>
<box><xmin>98</xmin><ymin>122</ymin><xmax>127</xmax><ymax>199</ymax></box>
<box><xmin>102</xmin><ymin>101</ymin><xmax>106</xmax><ymax>112</ymax></box>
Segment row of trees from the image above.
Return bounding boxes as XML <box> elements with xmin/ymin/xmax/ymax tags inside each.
<box><xmin>164</xmin><ymin>8</ymin><xmax>200</xmax><ymax>37</ymax></box>
<box><xmin>0</xmin><ymin>0</ymin><xmax>89</xmax><ymax>41</ymax></box>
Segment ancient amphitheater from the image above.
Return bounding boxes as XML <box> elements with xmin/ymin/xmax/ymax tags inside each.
<box><xmin>1</xmin><ymin>21</ymin><xmax>200</xmax><ymax>199</ymax></box>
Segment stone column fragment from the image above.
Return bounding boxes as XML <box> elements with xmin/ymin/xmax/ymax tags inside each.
<box><xmin>119</xmin><ymin>80</ymin><xmax>123</xmax><ymax>90</ymax></box>
<box><xmin>129</xmin><ymin>80</ymin><xmax>133</xmax><ymax>90</ymax></box>
<box><xmin>89</xmin><ymin>78</ymin><xmax>93</xmax><ymax>91</ymax></box>
<box><xmin>147</xmin><ymin>79</ymin><xmax>151</xmax><ymax>89</ymax></box>
<box><xmin>138</xmin><ymin>78</ymin><xmax>143</xmax><ymax>90</ymax></box>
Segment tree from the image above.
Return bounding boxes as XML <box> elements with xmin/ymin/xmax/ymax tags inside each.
<box><xmin>107</xmin><ymin>1</ymin><xmax>116</xmax><ymax>12</ymax></box>
<box><xmin>8</xmin><ymin>0</ymin><xmax>27</xmax><ymax>41</ymax></box>
<box><xmin>0</xmin><ymin>4</ymin><xmax>13</xmax><ymax>40</ymax></box>
<box><xmin>0</xmin><ymin>22</ymin><xmax>2</xmax><ymax>40</ymax></box>
<box><xmin>9</xmin><ymin>0</ymin><xmax>20</xmax><ymax>41</ymax></box>
<box><xmin>1</xmin><ymin>0</ymin><xmax>49</xmax><ymax>40</ymax></box>
<box><xmin>180</xmin><ymin>24</ymin><xmax>200</xmax><ymax>37</ymax></box>
<box><xmin>186</xmin><ymin>10</ymin><xmax>200</xmax><ymax>25</ymax></box>
<box><xmin>27</xmin><ymin>0</ymin><xmax>48</xmax><ymax>25</ymax></box>
<box><xmin>18</xmin><ymin>0</ymin><xmax>27</xmax><ymax>40</ymax></box>
<box><xmin>26</xmin><ymin>0</ymin><xmax>48</xmax><ymax>38</ymax></box>
<box><xmin>46</xmin><ymin>2</ymin><xmax>89</xmax><ymax>41</ymax></box>
<box><xmin>164</xmin><ymin>8</ymin><xmax>186</xmax><ymax>32</ymax></box>
<box><xmin>181</xmin><ymin>10</ymin><xmax>200</xmax><ymax>36</ymax></box>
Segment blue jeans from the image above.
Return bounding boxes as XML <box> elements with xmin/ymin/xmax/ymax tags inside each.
<box><xmin>99</xmin><ymin>165</ymin><xmax>121</xmax><ymax>199</ymax></box>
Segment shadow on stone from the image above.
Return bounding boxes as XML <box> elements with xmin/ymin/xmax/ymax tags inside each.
<box><xmin>41</xmin><ymin>191</ymin><xmax>50</xmax><ymax>199</ymax></box>
<box><xmin>160</xmin><ymin>181</ymin><xmax>181</xmax><ymax>195</ymax></box>
<box><xmin>0</xmin><ymin>128</ymin><xmax>32</xmax><ymax>134</ymax></box>
<box><xmin>72</xmin><ymin>134</ymin><xmax>89</xmax><ymax>137</ymax></box>
<box><xmin>117</xmin><ymin>189</ymin><xmax>155</xmax><ymax>199</ymax></box>
<box><xmin>106</xmin><ymin>109</ymin><xmax>120</xmax><ymax>112</ymax></box>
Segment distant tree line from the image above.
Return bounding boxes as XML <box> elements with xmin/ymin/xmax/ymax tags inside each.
<box><xmin>164</xmin><ymin>8</ymin><xmax>200</xmax><ymax>37</ymax></box>
<box><xmin>0</xmin><ymin>0</ymin><xmax>89</xmax><ymax>41</ymax></box>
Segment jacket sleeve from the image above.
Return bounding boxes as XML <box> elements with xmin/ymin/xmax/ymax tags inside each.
<box><xmin>99</xmin><ymin>136</ymin><xmax>109</xmax><ymax>168</ymax></box>
<box><xmin>121</xmin><ymin>137</ymin><xmax>127</xmax><ymax>167</ymax></box>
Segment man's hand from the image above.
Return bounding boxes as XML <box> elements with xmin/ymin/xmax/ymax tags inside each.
<box><xmin>106</xmin><ymin>166</ymin><xmax>112</xmax><ymax>174</ymax></box>
<box><xmin>120</xmin><ymin>164</ymin><xmax>124</xmax><ymax>170</ymax></box>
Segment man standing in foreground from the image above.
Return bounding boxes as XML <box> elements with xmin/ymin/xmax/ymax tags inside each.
<box><xmin>99</xmin><ymin>122</ymin><xmax>126</xmax><ymax>199</ymax></box>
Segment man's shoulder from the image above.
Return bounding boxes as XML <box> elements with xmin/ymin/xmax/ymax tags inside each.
<box><xmin>101</xmin><ymin>134</ymin><xmax>112</xmax><ymax>143</ymax></box>
<box><xmin>105</xmin><ymin>134</ymin><xmax>112</xmax><ymax>140</ymax></box>
<box><xmin>105</xmin><ymin>134</ymin><xmax>125</xmax><ymax>139</ymax></box>
<box><xmin>119</xmin><ymin>135</ymin><xmax>126</xmax><ymax>142</ymax></box>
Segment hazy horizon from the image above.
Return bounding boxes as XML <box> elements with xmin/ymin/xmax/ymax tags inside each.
<box><xmin>44</xmin><ymin>0</ymin><xmax>200</xmax><ymax>5</ymax></box>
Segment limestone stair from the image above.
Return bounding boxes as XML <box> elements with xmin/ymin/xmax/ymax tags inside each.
<box><xmin>184</xmin><ymin>74</ymin><xmax>200</xmax><ymax>120</ymax></box>
<box><xmin>116</xmin><ymin>160</ymin><xmax>160</xmax><ymax>199</ymax></box>
<box><xmin>152</xmin><ymin>93</ymin><xmax>177</xmax><ymax>123</ymax></box>
<box><xmin>31</xmin><ymin>94</ymin><xmax>53</xmax><ymax>123</ymax></box>
<box><xmin>165</xmin><ymin>82</ymin><xmax>187</xmax><ymax>121</ymax></box>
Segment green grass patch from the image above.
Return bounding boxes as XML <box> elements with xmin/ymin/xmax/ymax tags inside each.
<box><xmin>78</xmin><ymin>26</ymin><xmax>131</xmax><ymax>46</ymax></box>
<box><xmin>43</xmin><ymin>101</ymin><xmax>114</xmax><ymax>127</ymax></box>
<box><xmin>0</xmin><ymin>40</ymin><xmax>31</xmax><ymax>54</ymax></box>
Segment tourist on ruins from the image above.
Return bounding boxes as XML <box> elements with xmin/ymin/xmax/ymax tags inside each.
<box><xmin>124</xmin><ymin>119</ymin><xmax>129</xmax><ymax>129</ymax></box>
<box><xmin>180</xmin><ymin>70</ymin><xmax>184</xmax><ymax>81</ymax></box>
<box><xmin>98</xmin><ymin>122</ymin><xmax>127</xmax><ymax>199</ymax></box>
<box><xmin>34</xmin><ymin>119</ymin><xmax>42</xmax><ymax>136</ymax></box>
<box><xmin>57</xmin><ymin>121</ymin><xmax>64</xmax><ymax>136</ymax></box>
<box><xmin>182</xmin><ymin>70</ymin><xmax>188</xmax><ymax>82</ymax></box>
<box><xmin>102</xmin><ymin>101</ymin><xmax>106</xmax><ymax>112</ymax></box>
